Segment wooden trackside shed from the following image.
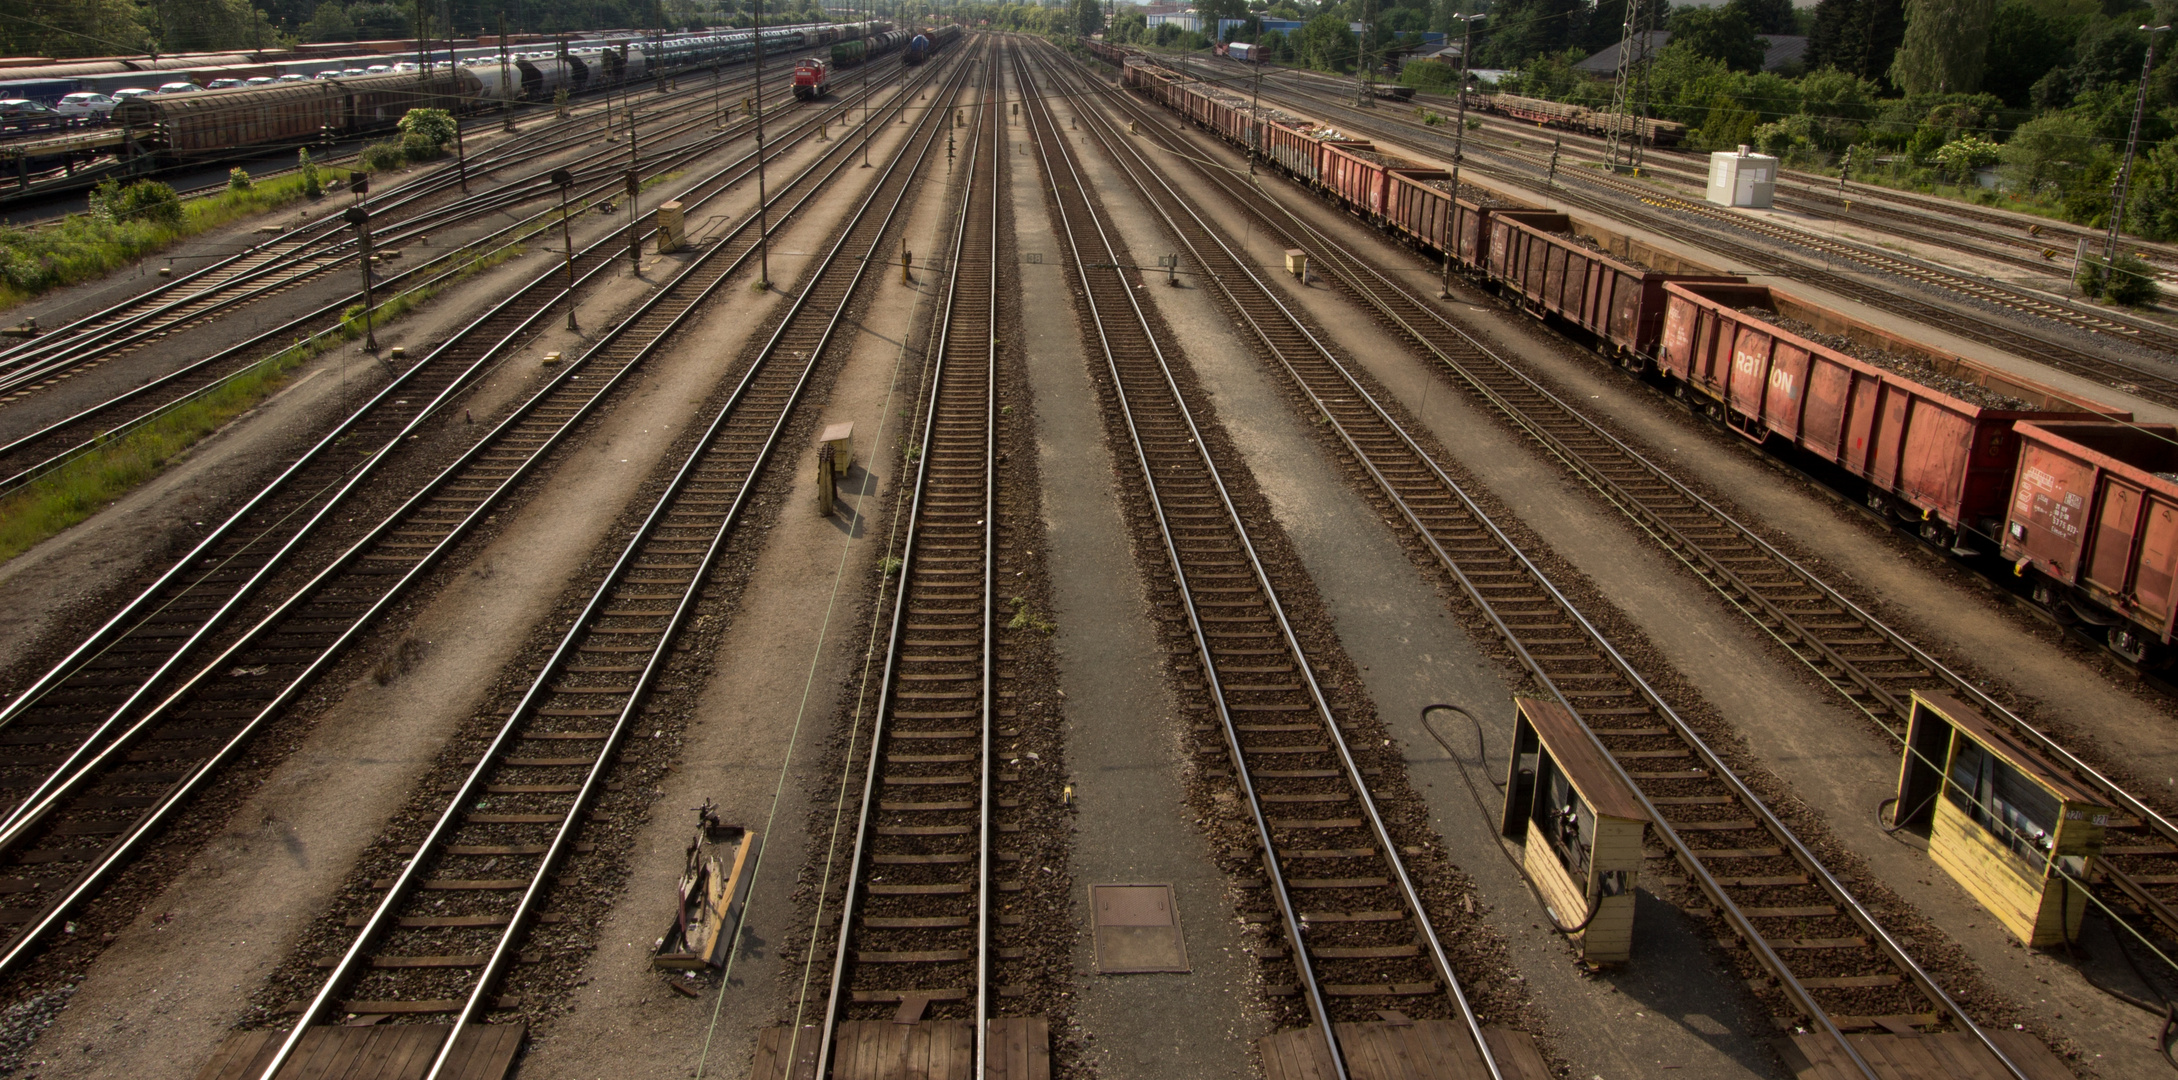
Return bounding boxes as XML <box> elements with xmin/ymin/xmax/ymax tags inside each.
<box><xmin>1892</xmin><ymin>692</ymin><xmax>2109</xmax><ymax>947</ymax></box>
<box><xmin>1500</xmin><ymin>697</ymin><xmax>1647</xmax><ymax>964</ymax></box>
<box><xmin>1656</xmin><ymin>280</ymin><xmax>2128</xmax><ymax>542</ymax></box>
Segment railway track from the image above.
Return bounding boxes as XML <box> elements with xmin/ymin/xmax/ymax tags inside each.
<box><xmin>1441</xmin><ymin>105</ymin><xmax>2178</xmax><ymax>286</ymax></box>
<box><xmin>1238</xmin><ymin>72</ymin><xmax>2178</xmax><ymax>406</ymax></box>
<box><xmin>1344</xmin><ymin>73</ymin><xmax>2178</xmax><ymax>278</ymax></box>
<box><xmin>1141</xmin><ymin>43</ymin><xmax>2178</xmax><ymax>1027</ymax></box>
<box><xmin>234</xmin><ymin>37</ymin><xmax>979</xmax><ymax>1080</ymax></box>
<box><xmin>0</xmin><ymin>57</ymin><xmax>918</xmax><ymax>497</ymax></box>
<box><xmin>794</xmin><ymin>45</ymin><xmax>1022</xmax><ymax>1078</ymax></box>
<box><xmin>0</xmin><ymin>56</ymin><xmax>862</xmax><ymax>410</ymax></box>
<box><xmin>1065</xmin><ymin>42</ymin><xmax>2062</xmax><ymax>1078</ymax></box>
<box><xmin>1022</xmin><ymin>45</ymin><xmax>1522</xmax><ymax>1080</ymax></box>
<box><xmin>0</xmin><ymin>52</ymin><xmax>958</xmax><ymax>990</ymax></box>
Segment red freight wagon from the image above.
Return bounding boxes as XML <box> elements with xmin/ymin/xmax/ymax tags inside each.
<box><xmin>1384</xmin><ymin>168</ymin><xmax>1501</xmax><ymax>263</ymax></box>
<box><xmin>2003</xmin><ymin>421</ymin><xmax>2178</xmax><ymax>661</ymax></box>
<box><xmin>1658</xmin><ymin>281</ymin><xmax>2130</xmax><ymax>545</ymax></box>
<box><xmin>1264</xmin><ymin>120</ymin><xmax>1326</xmax><ymax>182</ymax></box>
<box><xmin>1484</xmin><ymin>209</ymin><xmax>1571</xmax><ymax>301</ymax></box>
<box><xmin>1484</xmin><ymin>210</ymin><xmax>1719</xmax><ymax>356</ymax></box>
<box><xmin>1321</xmin><ymin>140</ymin><xmax>1391</xmax><ymax>215</ymax></box>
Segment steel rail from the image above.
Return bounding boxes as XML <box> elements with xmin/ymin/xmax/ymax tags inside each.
<box><xmin>0</xmin><ymin>78</ymin><xmax>825</xmax><ymax>401</ymax></box>
<box><xmin>0</xmin><ymin>62</ymin><xmax>914</xmax><ymax>496</ymax></box>
<box><xmin>1127</xmin><ymin>56</ymin><xmax>2178</xmax><ymax>947</ymax></box>
<box><xmin>810</xmin><ymin>42</ymin><xmax>998</xmax><ymax>1080</ymax></box>
<box><xmin>0</xmin><ymin>45</ymin><xmax>830</xmax><ymax>377</ymax></box>
<box><xmin>256</xmin><ymin>38</ymin><xmax>978</xmax><ymax>1080</ymax></box>
<box><xmin>1098</xmin><ymin>51</ymin><xmax>2033</xmax><ymax>1080</ymax></box>
<box><xmin>0</xmin><ymin>59</ymin><xmax>956</xmax><ymax>982</ymax></box>
<box><xmin>0</xmin><ymin>75</ymin><xmax>883</xmax><ymax>772</ymax></box>
<box><xmin>0</xmin><ymin>38</ymin><xmax>811</xmax><ymax>212</ymax></box>
<box><xmin>1228</xmin><ymin>69</ymin><xmax>2178</xmax><ymax>405</ymax></box>
<box><xmin>1024</xmin><ymin>47</ymin><xmax>1504</xmax><ymax>1080</ymax></box>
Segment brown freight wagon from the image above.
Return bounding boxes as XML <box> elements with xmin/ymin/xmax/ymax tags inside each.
<box><xmin>1320</xmin><ymin>139</ymin><xmax>1394</xmax><ymax>216</ymax></box>
<box><xmin>1382</xmin><ymin>167</ymin><xmax>1503</xmax><ymax>265</ymax></box>
<box><xmin>1484</xmin><ymin>209</ymin><xmax>1707</xmax><ymax>357</ymax></box>
<box><xmin>1657</xmin><ymin>280</ymin><xmax>2130</xmax><ymax>548</ymax></box>
<box><xmin>2002</xmin><ymin>420</ymin><xmax>2178</xmax><ymax>661</ymax></box>
<box><xmin>114</xmin><ymin>82</ymin><xmax>344</xmax><ymax>156</ymax></box>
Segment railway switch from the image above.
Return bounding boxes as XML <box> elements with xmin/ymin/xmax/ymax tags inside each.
<box><xmin>651</xmin><ymin>801</ymin><xmax>759</xmax><ymax>971</ymax></box>
<box><xmin>1498</xmin><ymin>697</ymin><xmax>1647</xmax><ymax>964</ymax></box>
<box><xmin>1890</xmin><ymin>692</ymin><xmax>2109</xmax><ymax>946</ymax></box>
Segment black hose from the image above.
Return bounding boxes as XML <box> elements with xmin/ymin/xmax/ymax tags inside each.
<box><xmin>1421</xmin><ymin>702</ymin><xmax>1602</xmax><ymax>937</ymax></box>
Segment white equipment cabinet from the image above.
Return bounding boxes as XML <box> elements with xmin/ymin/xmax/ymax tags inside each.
<box><xmin>1706</xmin><ymin>146</ymin><xmax>1777</xmax><ymax>208</ymax></box>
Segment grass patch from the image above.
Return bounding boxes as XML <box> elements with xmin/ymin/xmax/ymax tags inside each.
<box><xmin>0</xmin><ymin>336</ymin><xmax>322</xmax><ymax>563</ymax></box>
<box><xmin>0</xmin><ymin>233</ymin><xmax>528</xmax><ymax>566</ymax></box>
<box><xmin>0</xmin><ymin>169</ymin><xmax>358</xmax><ymax>313</ymax></box>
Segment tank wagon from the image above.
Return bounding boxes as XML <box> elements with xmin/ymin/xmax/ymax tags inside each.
<box><xmin>832</xmin><ymin>29</ymin><xmax>911</xmax><ymax>67</ymax></box>
<box><xmin>93</xmin><ymin>23</ymin><xmax>875</xmax><ymax>159</ymax></box>
<box><xmin>1106</xmin><ymin>46</ymin><xmax>2178</xmax><ymax>666</ymax></box>
<box><xmin>902</xmin><ymin>25</ymin><xmax>960</xmax><ymax>65</ymax></box>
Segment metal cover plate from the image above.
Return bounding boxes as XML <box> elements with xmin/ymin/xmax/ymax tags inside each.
<box><xmin>1090</xmin><ymin>884</ymin><xmax>1189</xmax><ymax>973</ymax></box>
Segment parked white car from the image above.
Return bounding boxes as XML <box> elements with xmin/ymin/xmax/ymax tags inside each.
<box><xmin>152</xmin><ymin>82</ymin><xmax>203</xmax><ymax>95</ymax></box>
<box><xmin>53</xmin><ymin>92</ymin><xmax>116</xmax><ymax>120</ymax></box>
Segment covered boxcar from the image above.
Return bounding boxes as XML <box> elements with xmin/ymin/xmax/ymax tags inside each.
<box><xmin>2002</xmin><ymin>421</ymin><xmax>2178</xmax><ymax>661</ymax></box>
<box><xmin>113</xmin><ymin>68</ymin><xmax>476</xmax><ymax>157</ymax></box>
<box><xmin>1657</xmin><ymin>280</ymin><xmax>2130</xmax><ymax>547</ymax></box>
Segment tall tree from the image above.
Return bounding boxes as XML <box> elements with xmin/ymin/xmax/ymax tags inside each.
<box><xmin>1890</xmin><ymin>0</ymin><xmax>1999</xmax><ymax>92</ymax></box>
<box><xmin>1074</xmin><ymin>0</ymin><xmax>1101</xmax><ymax>36</ymax></box>
<box><xmin>1582</xmin><ymin>0</ymin><xmax>1669</xmax><ymax>52</ymax></box>
<box><xmin>1476</xmin><ymin>0</ymin><xmax>1583</xmax><ymax>66</ymax></box>
<box><xmin>1671</xmin><ymin>3</ymin><xmax>1767</xmax><ymax>71</ymax></box>
<box><xmin>1729</xmin><ymin>0</ymin><xmax>1796</xmax><ymax>34</ymax></box>
<box><xmin>1982</xmin><ymin>0</ymin><xmax>2079</xmax><ymax>105</ymax></box>
<box><xmin>1807</xmin><ymin>0</ymin><xmax>1907</xmax><ymax>82</ymax></box>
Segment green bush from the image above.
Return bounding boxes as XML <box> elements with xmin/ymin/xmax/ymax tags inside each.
<box><xmin>397</xmin><ymin>107</ymin><xmax>456</xmax><ymax>147</ymax></box>
<box><xmin>359</xmin><ymin>140</ymin><xmax>406</xmax><ymax>171</ymax></box>
<box><xmin>228</xmin><ymin>167</ymin><xmax>252</xmax><ymax>191</ymax></box>
<box><xmin>401</xmin><ymin>131</ymin><xmax>443</xmax><ymax>161</ymax></box>
<box><xmin>88</xmin><ymin>179</ymin><xmax>183</xmax><ymax>228</ymax></box>
<box><xmin>2079</xmin><ymin>254</ymin><xmax>2161</xmax><ymax>306</ymax></box>
<box><xmin>299</xmin><ymin>147</ymin><xmax>322</xmax><ymax>197</ymax></box>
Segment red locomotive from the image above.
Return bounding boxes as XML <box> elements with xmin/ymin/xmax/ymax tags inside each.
<box><xmin>792</xmin><ymin>58</ymin><xmax>827</xmax><ymax>101</ymax></box>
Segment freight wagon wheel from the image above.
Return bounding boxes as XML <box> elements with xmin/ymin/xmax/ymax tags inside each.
<box><xmin>2109</xmin><ymin>626</ymin><xmax>2154</xmax><ymax>666</ymax></box>
<box><xmin>2029</xmin><ymin>583</ymin><xmax>2078</xmax><ymax>624</ymax></box>
<box><xmin>1918</xmin><ymin>521</ymin><xmax>1952</xmax><ymax>549</ymax></box>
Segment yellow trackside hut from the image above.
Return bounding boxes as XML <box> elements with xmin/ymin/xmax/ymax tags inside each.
<box><xmin>1892</xmin><ymin>692</ymin><xmax>2110</xmax><ymax>947</ymax></box>
<box><xmin>1500</xmin><ymin>697</ymin><xmax>1649</xmax><ymax>964</ymax></box>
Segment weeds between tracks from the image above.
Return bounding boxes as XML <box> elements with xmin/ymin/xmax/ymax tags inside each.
<box><xmin>0</xmin><ymin>233</ymin><xmax>531</xmax><ymax>563</ymax></box>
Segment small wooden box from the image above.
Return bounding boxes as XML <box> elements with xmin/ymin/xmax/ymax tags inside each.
<box><xmin>1283</xmin><ymin>248</ymin><xmax>1308</xmax><ymax>278</ymax></box>
<box><xmin>1894</xmin><ymin>692</ymin><xmax>2109</xmax><ymax>946</ymax></box>
<box><xmin>655</xmin><ymin>200</ymin><xmax>685</xmax><ymax>254</ymax></box>
<box><xmin>1501</xmin><ymin>697</ymin><xmax>1649</xmax><ymax>964</ymax></box>
<box><xmin>817</xmin><ymin>422</ymin><xmax>853</xmax><ymax>476</ymax></box>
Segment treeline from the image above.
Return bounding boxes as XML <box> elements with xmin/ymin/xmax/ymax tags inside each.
<box><xmin>0</xmin><ymin>0</ymin><xmax>836</xmax><ymax>57</ymax></box>
<box><xmin>1479</xmin><ymin>0</ymin><xmax>2177</xmax><ymax>241</ymax></box>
